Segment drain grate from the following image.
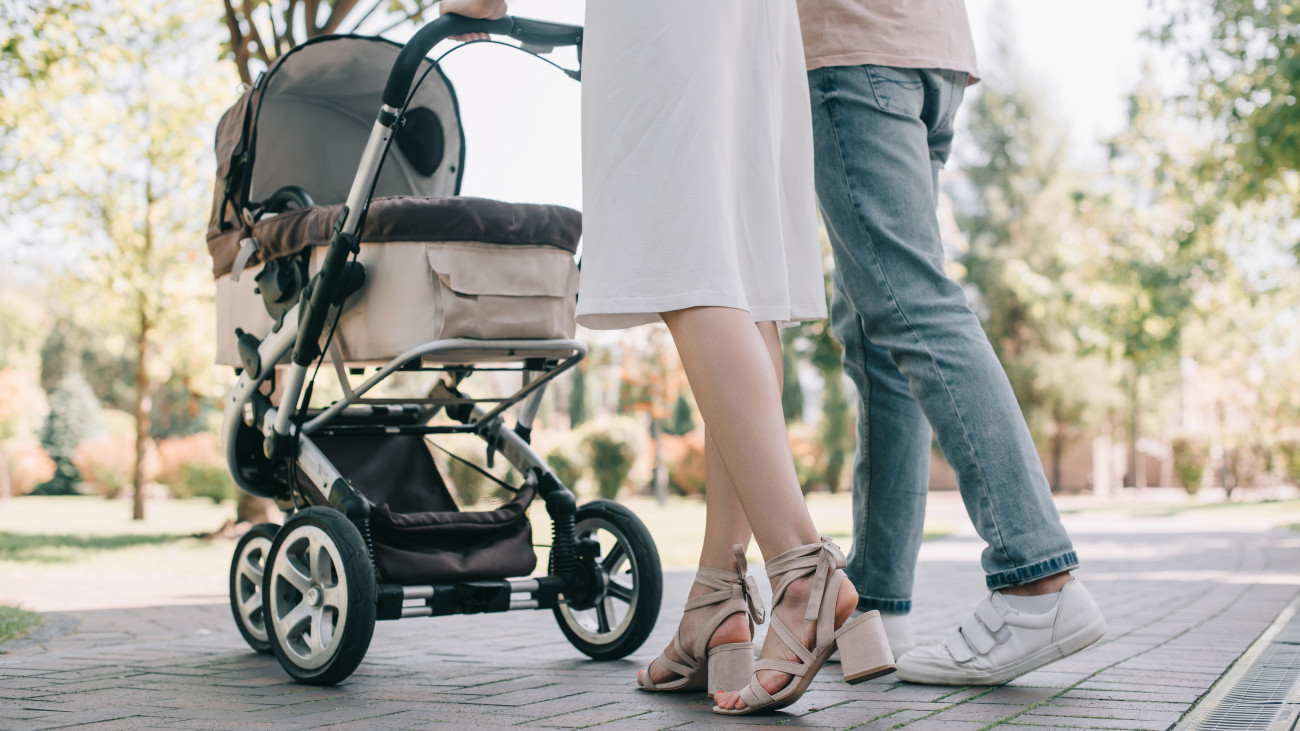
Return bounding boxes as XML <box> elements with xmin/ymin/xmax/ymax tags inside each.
<box><xmin>1178</xmin><ymin>596</ymin><xmax>1300</xmax><ymax>731</ymax></box>
<box><xmin>1195</xmin><ymin>645</ymin><xmax>1300</xmax><ymax>730</ymax></box>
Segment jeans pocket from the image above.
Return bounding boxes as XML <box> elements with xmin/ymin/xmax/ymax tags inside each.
<box><xmin>864</xmin><ymin>65</ymin><xmax>925</xmax><ymax>117</ymax></box>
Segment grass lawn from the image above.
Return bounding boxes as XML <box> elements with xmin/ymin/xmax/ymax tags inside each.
<box><xmin>0</xmin><ymin>605</ymin><xmax>42</xmax><ymax>646</ymax></box>
<box><xmin>0</xmin><ymin>496</ymin><xmax>238</xmax><ymax>577</ymax></box>
<box><xmin>2</xmin><ymin>492</ymin><xmax>953</xmax><ymax>578</ymax></box>
<box><xmin>534</xmin><ymin>493</ymin><xmax>955</xmax><ymax>569</ymax></box>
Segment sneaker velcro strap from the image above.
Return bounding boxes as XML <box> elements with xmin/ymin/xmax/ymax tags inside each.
<box><xmin>959</xmin><ymin>615</ymin><xmax>997</xmax><ymax>655</ymax></box>
<box><xmin>975</xmin><ymin>597</ymin><xmax>1006</xmax><ymax>632</ymax></box>
<box><xmin>945</xmin><ymin>628</ymin><xmax>975</xmax><ymax>662</ymax></box>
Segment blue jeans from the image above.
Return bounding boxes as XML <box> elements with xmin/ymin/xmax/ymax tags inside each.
<box><xmin>807</xmin><ymin>64</ymin><xmax>1078</xmax><ymax>609</ymax></box>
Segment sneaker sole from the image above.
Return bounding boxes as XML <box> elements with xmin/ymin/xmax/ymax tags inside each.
<box><xmin>897</xmin><ymin>614</ymin><xmax>1107</xmax><ymax>686</ymax></box>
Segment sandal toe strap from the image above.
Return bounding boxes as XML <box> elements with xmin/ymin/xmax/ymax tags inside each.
<box><xmin>738</xmin><ymin>675</ymin><xmax>776</xmax><ymax>709</ymax></box>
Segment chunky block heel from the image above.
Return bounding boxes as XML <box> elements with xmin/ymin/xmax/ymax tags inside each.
<box><xmin>639</xmin><ymin>545</ymin><xmax>765</xmax><ymax>693</ymax></box>
<box><xmin>836</xmin><ymin>611</ymin><xmax>896</xmax><ymax>684</ymax></box>
<box><xmin>706</xmin><ymin>642</ymin><xmax>755</xmax><ymax>696</ymax></box>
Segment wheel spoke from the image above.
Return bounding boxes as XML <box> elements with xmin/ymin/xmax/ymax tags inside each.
<box><xmin>280</xmin><ymin>599</ymin><xmax>313</xmax><ymax>634</ymax></box>
<box><xmin>601</xmin><ymin>542</ymin><xmax>627</xmax><ymax>575</ymax></box>
<box><xmin>321</xmin><ymin>585</ymin><xmax>344</xmax><ymax>610</ymax></box>
<box><xmin>280</xmin><ymin>559</ymin><xmax>312</xmax><ymax>593</ymax></box>
<box><xmin>606</xmin><ymin>580</ymin><xmax>634</xmax><ymax>604</ymax></box>
<box><xmin>242</xmin><ymin>553</ymin><xmax>265</xmax><ymax>585</ymax></box>
<box><xmin>310</xmin><ymin>609</ymin><xmax>324</xmax><ymax>649</ymax></box>
<box><xmin>309</xmin><ymin>538</ymin><xmax>325</xmax><ymax>584</ymax></box>
<box><xmin>595</xmin><ymin>599</ymin><xmax>611</xmax><ymax>633</ymax></box>
<box><xmin>240</xmin><ymin>590</ymin><xmax>262</xmax><ymax>615</ymax></box>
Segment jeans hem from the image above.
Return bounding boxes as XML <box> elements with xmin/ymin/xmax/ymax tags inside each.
<box><xmin>857</xmin><ymin>596</ymin><xmax>912</xmax><ymax>614</ymax></box>
<box><xmin>985</xmin><ymin>551</ymin><xmax>1079</xmax><ymax>590</ymax></box>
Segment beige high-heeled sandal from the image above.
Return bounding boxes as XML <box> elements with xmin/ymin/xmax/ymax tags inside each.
<box><xmin>638</xmin><ymin>544</ymin><xmax>765</xmax><ymax>696</ymax></box>
<box><xmin>713</xmin><ymin>537</ymin><xmax>895</xmax><ymax>715</ymax></box>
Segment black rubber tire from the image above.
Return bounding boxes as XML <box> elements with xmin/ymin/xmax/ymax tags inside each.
<box><xmin>553</xmin><ymin>499</ymin><xmax>662</xmax><ymax>661</ymax></box>
<box><xmin>228</xmin><ymin>523</ymin><xmax>279</xmax><ymax>654</ymax></box>
<box><xmin>262</xmin><ymin>507</ymin><xmax>376</xmax><ymax>685</ymax></box>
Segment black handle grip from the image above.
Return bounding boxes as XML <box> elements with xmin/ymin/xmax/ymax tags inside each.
<box><xmin>382</xmin><ymin>14</ymin><xmax>584</xmax><ymax>109</ymax></box>
<box><xmin>508</xmin><ymin>17</ymin><xmax>583</xmax><ymax>48</ymax></box>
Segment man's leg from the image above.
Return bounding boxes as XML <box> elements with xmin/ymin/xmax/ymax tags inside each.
<box><xmin>808</xmin><ymin>64</ymin><xmax>1103</xmax><ymax>684</ymax></box>
<box><xmin>830</xmin><ymin>270</ymin><xmax>930</xmax><ymax>656</ymax></box>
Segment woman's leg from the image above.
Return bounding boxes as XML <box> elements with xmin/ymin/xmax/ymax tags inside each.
<box><xmin>642</xmin><ymin>323</ymin><xmax>781</xmax><ymax>684</ymax></box>
<box><xmin>659</xmin><ymin>308</ymin><xmax>857</xmax><ymax>710</ymax></box>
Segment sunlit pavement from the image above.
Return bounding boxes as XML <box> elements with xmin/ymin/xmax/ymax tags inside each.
<box><xmin>2</xmin><ymin>499</ymin><xmax>1298</xmax><ymax>730</ymax></box>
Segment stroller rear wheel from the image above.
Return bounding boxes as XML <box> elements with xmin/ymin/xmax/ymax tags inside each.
<box><xmin>553</xmin><ymin>500</ymin><xmax>662</xmax><ymax>660</ymax></box>
<box><xmin>263</xmin><ymin>508</ymin><xmax>376</xmax><ymax>685</ymax></box>
<box><xmin>228</xmin><ymin>523</ymin><xmax>279</xmax><ymax>654</ymax></box>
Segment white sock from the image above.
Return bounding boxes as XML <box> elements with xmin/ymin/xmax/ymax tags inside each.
<box><xmin>880</xmin><ymin>612</ymin><xmax>915</xmax><ymax>651</ymax></box>
<box><xmin>1002</xmin><ymin>591</ymin><xmax>1061</xmax><ymax>615</ymax></box>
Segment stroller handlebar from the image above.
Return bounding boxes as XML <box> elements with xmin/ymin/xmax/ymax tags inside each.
<box><xmin>382</xmin><ymin>14</ymin><xmax>583</xmax><ymax>109</ymax></box>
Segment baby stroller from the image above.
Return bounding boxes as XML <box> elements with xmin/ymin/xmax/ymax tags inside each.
<box><xmin>208</xmin><ymin>14</ymin><xmax>663</xmax><ymax>685</ymax></box>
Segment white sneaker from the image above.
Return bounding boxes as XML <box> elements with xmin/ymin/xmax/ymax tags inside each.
<box><xmin>896</xmin><ymin>578</ymin><xmax>1106</xmax><ymax>686</ymax></box>
<box><xmin>831</xmin><ymin>610</ymin><xmax>915</xmax><ymax>662</ymax></box>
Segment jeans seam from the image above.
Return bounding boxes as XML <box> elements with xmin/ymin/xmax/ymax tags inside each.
<box><xmin>822</xmin><ymin>68</ymin><xmax>1014</xmax><ymax>568</ymax></box>
<box><xmin>850</xmin><ymin>307</ymin><xmax>873</xmax><ymax>593</ymax></box>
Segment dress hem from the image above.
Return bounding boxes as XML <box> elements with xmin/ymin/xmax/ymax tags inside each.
<box><xmin>576</xmin><ymin>291</ymin><xmax>827</xmax><ymax>331</ymax></box>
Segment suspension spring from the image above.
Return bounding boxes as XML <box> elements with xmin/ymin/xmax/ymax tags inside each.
<box><xmin>551</xmin><ymin>510</ymin><xmax>577</xmax><ymax>580</ymax></box>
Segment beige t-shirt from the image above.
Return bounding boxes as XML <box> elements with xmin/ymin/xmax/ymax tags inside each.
<box><xmin>796</xmin><ymin>0</ymin><xmax>980</xmax><ymax>80</ymax></box>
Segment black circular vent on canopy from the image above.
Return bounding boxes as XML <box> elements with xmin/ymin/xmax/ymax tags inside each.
<box><xmin>395</xmin><ymin>106</ymin><xmax>445</xmax><ymax>176</ymax></box>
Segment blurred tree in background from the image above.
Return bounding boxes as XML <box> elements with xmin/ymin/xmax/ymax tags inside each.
<box><xmin>1151</xmin><ymin>0</ymin><xmax>1299</xmax><ymax>200</ymax></box>
<box><xmin>2</xmin><ymin>0</ymin><xmax>232</xmax><ymax>518</ymax></box>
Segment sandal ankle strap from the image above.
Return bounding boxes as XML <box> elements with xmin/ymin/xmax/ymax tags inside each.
<box><xmin>689</xmin><ymin>544</ymin><xmax>765</xmax><ymax>624</ymax></box>
<box><xmin>763</xmin><ymin>537</ymin><xmax>845</xmax><ymax>622</ymax></box>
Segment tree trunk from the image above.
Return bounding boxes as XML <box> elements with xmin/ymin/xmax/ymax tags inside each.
<box><xmin>0</xmin><ymin>444</ymin><xmax>11</xmax><ymax>501</ymax></box>
<box><xmin>132</xmin><ymin>305</ymin><xmax>151</xmax><ymax>521</ymax></box>
<box><xmin>1129</xmin><ymin>365</ymin><xmax>1147</xmax><ymax>489</ymax></box>
<box><xmin>649</xmin><ymin>416</ymin><xmax>667</xmax><ymax>506</ymax></box>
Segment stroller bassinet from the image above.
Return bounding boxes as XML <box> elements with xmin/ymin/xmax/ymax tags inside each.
<box><xmin>209</xmin><ymin>36</ymin><xmax>582</xmax><ymax>366</ymax></box>
<box><xmin>213</xmin><ymin>20</ymin><xmax>663</xmax><ymax>688</ymax></box>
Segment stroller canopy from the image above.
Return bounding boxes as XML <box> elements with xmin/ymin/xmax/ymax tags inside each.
<box><xmin>207</xmin><ymin>35</ymin><xmax>467</xmax><ymax>277</ymax></box>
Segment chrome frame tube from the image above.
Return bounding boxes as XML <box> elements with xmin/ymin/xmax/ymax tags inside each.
<box><xmin>302</xmin><ymin>339</ymin><xmax>587</xmax><ymax>433</ymax></box>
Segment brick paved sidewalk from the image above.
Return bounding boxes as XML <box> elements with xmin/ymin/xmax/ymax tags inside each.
<box><xmin>2</xmin><ymin>512</ymin><xmax>1298</xmax><ymax>730</ymax></box>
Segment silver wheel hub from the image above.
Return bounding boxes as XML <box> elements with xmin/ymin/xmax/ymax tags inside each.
<box><xmin>267</xmin><ymin>524</ymin><xmax>349</xmax><ymax>670</ymax></box>
<box><xmin>557</xmin><ymin>516</ymin><xmax>639</xmax><ymax>645</ymax></box>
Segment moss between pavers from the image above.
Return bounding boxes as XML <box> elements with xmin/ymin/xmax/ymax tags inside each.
<box><xmin>0</xmin><ymin>605</ymin><xmax>42</xmax><ymax>647</ymax></box>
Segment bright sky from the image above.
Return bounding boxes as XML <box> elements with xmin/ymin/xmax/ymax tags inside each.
<box><xmin>369</xmin><ymin>0</ymin><xmax>1166</xmax><ymax>211</ymax></box>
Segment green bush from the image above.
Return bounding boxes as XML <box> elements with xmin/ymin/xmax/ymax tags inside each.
<box><xmin>546</xmin><ymin>439</ymin><xmax>587</xmax><ymax>492</ymax></box>
<box><xmin>34</xmin><ymin>375</ymin><xmax>103</xmax><ymax>495</ymax></box>
<box><xmin>1280</xmin><ymin>441</ymin><xmax>1300</xmax><ymax>486</ymax></box>
<box><xmin>1171</xmin><ymin>437</ymin><xmax>1208</xmax><ymax>495</ymax></box>
<box><xmin>182</xmin><ymin>463</ymin><xmax>234</xmax><ymax>503</ymax></box>
<box><xmin>579</xmin><ymin>418</ymin><xmax>643</xmax><ymax>501</ymax></box>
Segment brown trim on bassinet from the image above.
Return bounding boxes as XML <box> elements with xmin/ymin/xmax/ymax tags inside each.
<box><xmin>207</xmin><ymin>195</ymin><xmax>582</xmax><ymax>279</ymax></box>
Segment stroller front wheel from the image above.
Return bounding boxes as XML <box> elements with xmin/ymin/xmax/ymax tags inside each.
<box><xmin>229</xmin><ymin>523</ymin><xmax>280</xmax><ymax>654</ymax></box>
<box><xmin>553</xmin><ymin>500</ymin><xmax>662</xmax><ymax>660</ymax></box>
<box><xmin>263</xmin><ymin>507</ymin><xmax>376</xmax><ymax>685</ymax></box>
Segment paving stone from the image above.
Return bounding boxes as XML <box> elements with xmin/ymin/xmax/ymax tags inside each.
<box><xmin>2</xmin><ymin>518</ymin><xmax>1297</xmax><ymax>728</ymax></box>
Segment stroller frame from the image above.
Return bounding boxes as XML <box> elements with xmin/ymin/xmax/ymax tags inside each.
<box><xmin>221</xmin><ymin>15</ymin><xmax>662</xmax><ymax>686</ymax></box>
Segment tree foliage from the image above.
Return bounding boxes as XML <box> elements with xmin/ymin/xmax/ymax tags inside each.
<box><xmin>1150</xmin><ymin>0</ymin><xmax>1300</xmax><ymax>199</ymax></box>
<box><xmin>219</xmin><ymin>0</ymin><xmax>439</xmax><ymax>83</ymax></box>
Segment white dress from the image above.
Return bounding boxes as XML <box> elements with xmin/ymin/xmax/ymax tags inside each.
<box><xmin>575</xmin><ymin>0</ymin><xmax>826</xmax><ymax>330</ymax></box>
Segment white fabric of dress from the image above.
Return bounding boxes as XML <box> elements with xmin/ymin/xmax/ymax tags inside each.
<box><xmin>575</xmin><ymin>0</ymin><xmax>827</xmax><ymax>330</ymax></box>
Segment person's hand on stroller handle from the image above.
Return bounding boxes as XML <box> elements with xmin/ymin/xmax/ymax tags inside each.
<box><xmin>441</xmin><ymin>0</ymin><xmax>508</xmax><ymax>41</ymax></box>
